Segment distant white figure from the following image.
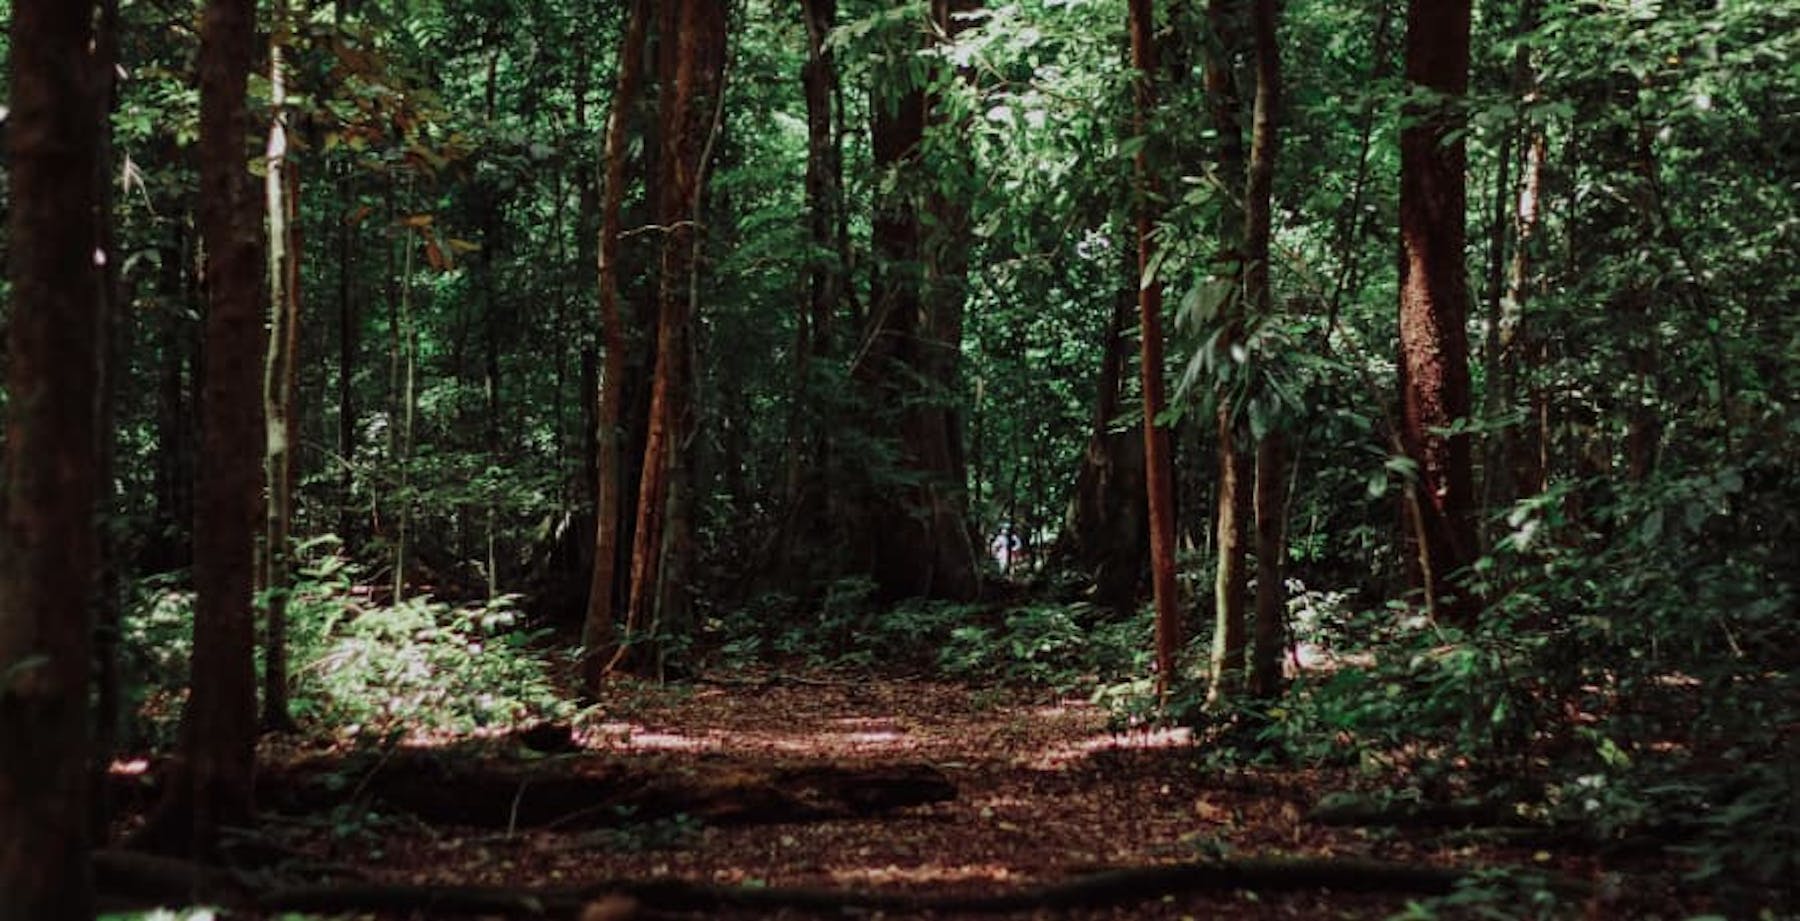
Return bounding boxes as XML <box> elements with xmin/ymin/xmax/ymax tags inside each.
<box><xmin>990</xmin><ymin>523</ymin><xmax>1022</xmax><ymax>574</ymax></box>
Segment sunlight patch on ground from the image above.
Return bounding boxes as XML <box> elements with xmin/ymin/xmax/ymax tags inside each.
<box><xmin>1026</xmin><ymin>725</ymin><xmax>1193</xmax><ymax>769</ymax></box>
<box><xmin>829</xmin><ymin>861</ymin><xmax>1020</xmax><ymax>886</ymax></box>
<box><xmin>586</xmin><ymin>720</ymin><xmax>922</xmax><ymax>756</ymax></box>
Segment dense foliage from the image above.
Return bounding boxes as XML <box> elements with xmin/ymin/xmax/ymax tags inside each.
<box><xmin>0</xmin><ymin>0</ymin><xmax>1794</xmax><ymax>915</ymax></box>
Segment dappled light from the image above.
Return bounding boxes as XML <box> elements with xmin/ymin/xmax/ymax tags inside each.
<box><xmin>0</xmin><ymin>0</ymin><xmax>1791</xmax><ymax>917</ymax></box>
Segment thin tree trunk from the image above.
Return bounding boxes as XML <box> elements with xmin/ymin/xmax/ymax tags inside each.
<box><xmin>0</xmin><ymin>0</ymin><xmax>103</xmax><ymax>912</ymax></box>
<box><xmin>1245</xmin><ymin>0</ymin><xmax>1286</xmax><ymax>701</ymax></box>
<box><xmin>583</xmin><ymin>0</ymin><xmax>651</xmax><ymax>688</ymax></box>
<box><xmin>336</xmin><ymin>162</ymin><xmax>359</xmax><ymax>546</ymax></box>
<box><xmin>481</xmin><ymin>44</ymin><xmax>503</xmax><ymax>602</ymax></box>
<box><xmin>393</xmin><ymin>204</ymin><xmax>417</xmax><ymax>603</ymax></box>
<box><xmin>1128</xmin><ymin>0</ymin><xmax>1183</xmax><ymax>694</ymax></box>
<box><xmin>262</xmin><ymin>1</ymin><xmax>300</xmax><ymax>731</ymax></box>
<box><xmin>1205</xmin><ymin>0</ymin><xmax>1250</xmax><ymax>704</ymax></box>
<box><xmin>91</xmin><ymin>0</ymin><xmax>126</xmax><ymax>837</ymax></box>
<box><xmin>1252</xmin><ymin>434</ymin><xmax>1288</xmax><ymax>698</ymax></box>
<box><xmin>1480</xmin><ymin>0</ymin><xmax>1540</xmax><ymax>519</ymax></box>
<box><xmin>1507</xmin><ymin>91</ymin><xmax>1546</xmax><ymax>497</ymax></box>
<box><xmin>1398</xmin><ymin>0</ymin><xmax>1479</xmax><ymax>624</ymax></box>
<box><xmin>1210</xmin><ymin>408</ymin><xmax>1252</xmax><ymax>700</ymax></box>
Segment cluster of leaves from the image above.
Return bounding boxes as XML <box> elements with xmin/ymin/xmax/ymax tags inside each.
<box><xmin>120</xmin><ymin>541</ymin><xmax>573</xmax><ymax>746</ymax></box>
<box><xmin>281</xmin><ymin>547</ymin><xmax>573</xmax><ymax>735</ymax></box>
<box><xmin>1234</xmin><ymin>451</ymin><xmax>1800</xmax><ymax>912</ymax></box>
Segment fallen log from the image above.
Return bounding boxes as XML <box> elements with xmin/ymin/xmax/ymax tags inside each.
<box><xmin>264</xmin><ymin>751</ymin><xmax>957</xmax><ymax>830</ymax></box>
<box><xmin>1307</xmin><ymin>793</ymin><xmax>1517</xmax><ymax>828</ymax></box>
<box><xmin>96</xmin><ymin>849</ymin><xmax>1590</xmax><ymax>917</ymax></box>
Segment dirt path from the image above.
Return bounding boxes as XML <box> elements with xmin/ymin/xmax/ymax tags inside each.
<box><xmin>232</xmin><ymin>677</ymin><xmax>1645</xmax><ymax>919</ymax></box>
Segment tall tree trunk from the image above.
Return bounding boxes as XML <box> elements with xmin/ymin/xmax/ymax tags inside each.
<box><xmin>1480</xmin><ymin>0</ymin><xmax>1541</xmax><ymax>519</ymax></box>
<box><xmin>144</xmin><ymin>0</ymin><xmax>264</xmax><ymax>858</ymax></box>
<box><xmin>1065</xmin><ymin>235</ymin><xmax>1148</xmax><ymax>614</ymax></box>
<box><xmin>1128</xmin><ymin>0</ymin><xmax>1183</xmax><ymax>693</ymax></box>
<box><xmin>336</xmin><ymin>162</ymin><xmax>360</xmax><ymax>547</ymax></box>
<box><xmin>1398</xmin><ymin>0</ymin><xmax>1479</xmax><ymax>624</ymax></box>
<box><xmin>262</xmin><ymin>0</ymin><xmax>301</xmax><ymax>732</ymax></box>
<box><xmin>774</xmin><ymin>0</ymin><xmax>844</xmax><ymax>580</ymax></box>
<box><xmin>1245</xmin><ymin>0</ymin><xmax>1286</xmax><ymax>700</ymax></box>
<box><xmin>91</xmin><ymin>0</ymin><xmax>126</xmax><ymax>837</ymax></box>
<box><xmin>1205</xmin><ymin>0</ymin><xmax>1251</xmax><ymax>703</ymax></box>
<box><xmin>621</xmin><ymin>0</ymin><xmax>727</xmax><ymax>671</ymax></box>
<box><xmin>395</xmin><ymin>214</ymin><xmax>419</xmax><ymax>603</ymax></box>
<box><xmin>481</xmin><ymin>44</ymin><xmax>504</xmax><ymax>602</ymax></box>
<box><xmin>855</xmin><ymin>3</ymin><xmax>978</xmax><ymax>603</ymax></box>
<box><xmin>583</xmin><ymin>0</ymin><xmax>651</xmax><ymax>687</ymax></box>
<box><xmin>0</xmin><ymin>0</ymin><xmax>103</xmax><ymax>912</ymax></box>
<box><xmin>1508</xmin><ymin>98</ymin><xmax>1548</xmax><ymax>498</ymax></box>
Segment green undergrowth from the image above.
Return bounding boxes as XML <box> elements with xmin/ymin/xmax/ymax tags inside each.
<box><xmin>710</xmin><ymin>578</ymin><xmax>1152</xmax><ymax>691</ymax></box>
<box><xmin>122</xmin><ymin>538</ymin><xmax>574</xmax><ymax>746</ymax></box>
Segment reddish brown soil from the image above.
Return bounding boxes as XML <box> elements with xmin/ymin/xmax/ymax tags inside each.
<box><xmin>209</xmin><ymin>676</ymin><xmax>1694</xmax><ymax>920</ymax></box>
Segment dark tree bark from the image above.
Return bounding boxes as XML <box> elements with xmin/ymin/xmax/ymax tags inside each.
<box><xmin>142</xmin><ymin>0</ymin><xmax>265</xmax><ymax>858</ymax></box>
<box><xmin>1480</xmin><ymin>0</ymin><xmax>1542</xmax><ymax>519</ymax></box>
<box><xmin>855</xmin><ymin>3</ymin><xmax>979</xmax><ymax>602</ymax></box>
<box><xmin>584</xmin><ymin>0</ymin><xmax>651</xmax><ymax>686</ymax></box>
<box><xmin>1064</xmin><ymin>239</ymin><xmax>1148</xmax><ymax>613</ymax></box>
<box><xmin>1398</xmin><ymin>0</ymin><xmax>1479</xmax><ymax>623</ymax></box>
<box><xmin>1245</xmin><ymin>0</ymin><xmax>1286</xmax><ymax>700</ymax></box>
<box><xmin>336</xmin><ymin>161</ymin><xmax>360</xmax><ymax>548</ymax></box>
<box><xmin>622</xmin><ymin>0</ymin><xmax>728</xmax><ymax>669</ymax></box>
<box><xmin>1128</xmin><ymin>0</ymin><xmax>1183</xmax><ymax>691</ymax></box>
<box><xmin>773</xmin><ymin>0</ymin><xmax>844</xmax><ymax>582</ymax></box>
<box><xmin>1204</xmin><ymin>0</ymin><xmax>1251</xmax><ymax>703</ymax></box>
<box><xmin>91</xmin><ymin>0</ymin><xmax>126</xmax><ymax>836</ymax></box>
<box><xmin>0</xmin><ymin>0</ymin><xmax>104</xmax><ymax>914</ymax></box>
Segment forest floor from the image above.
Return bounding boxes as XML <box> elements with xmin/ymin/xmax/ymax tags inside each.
<box><xmin>110</xmin><ymin>674</ymin><xmax>1713</xmax><ymax>920</ymax></box>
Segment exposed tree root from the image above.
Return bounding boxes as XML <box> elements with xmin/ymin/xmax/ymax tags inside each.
<box><xmin>115</xmin><ymin>751</ymin><xmax>957</xmax><ymax>832</ymax></box>
<box><xmin>96</xmin><ymin>849</ymin><xmax>1589</xmax><ymax>917</ymax></box>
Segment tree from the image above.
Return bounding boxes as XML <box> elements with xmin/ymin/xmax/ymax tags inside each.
<box><xmin>0</xmin><ymin>0</ymin><xmax>104</xmax><ymax>914</ymax></box>
<box><xmin>582</xmin><ymin>0</ymin><xmax>651</xmax><ymax>688</ymax></box>
<box><xmin>1204</xmin><ymin>0</ymin><xmax>1252</xmax><ymax>703</ymax></box>
<box><xmin>855</xmin><ymin>3</ymin><xmax>980</xmax><ymax>602</ymax></box>
<box><xmin>1125</xmin><ymin>0</ymin><xmax>1183</xmax><ymax>693</ymax></box>
<box><xmin>620</xmin><ymin>0</ymin><xmax>729</xmax><ymax>671</ymax></box>
<box><xmin>262</xmin><ymin>0</ymin><xmax>302</xmax><ymax>732</ymax></box>
<box><xmin>1245</xmin><ymin>0</ymin><xmax>1286</xmax><ymax>700</ymax></box>
<box><xmin>1397</xmin><ymin>0</ymin><xmax>1479</xmax><ymax>623</ymax></box>
<box><xmin>141</xmin><ymin>0</ymin><xmax>265</xmax><ymax>857</ymax></box>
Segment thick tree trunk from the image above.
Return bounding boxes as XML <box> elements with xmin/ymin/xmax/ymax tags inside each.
<box><xmin>145</xmin><ymin>0</ymin><xmax>264</xmax><ymax>858</ymax></box>
<box><xmin>1065</xmin><ymin>242</ymin><xmax>1148</xmax><ymax>613</ymax></box>
<box><xmin>0</xmin><ymin>0</ymin><xmax>103</xmax><ymax>913</ymax></box>
<box><xmin>1398</xmin><ymin>0</ymin><xmax>1479</xmax><ymax>624</ymax></box>
<box><xmin>583</xmin><ymin>0</ymin><xmax>651</xmax><ymax>686</ymax></box>
<box><xmin>855</xmin><ymin>4</ymin><xmax>979</xmax><ymax>603</ymax></box>
<box><xmin>1128</xmin><ymin>0</ymin><xmax>1183</xmax><ymax>691</ymax></box>
<box><xmin>1245</xmin><ymin>0</ymin><xmax>1286</xmax><ymax>701</ymax></box>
